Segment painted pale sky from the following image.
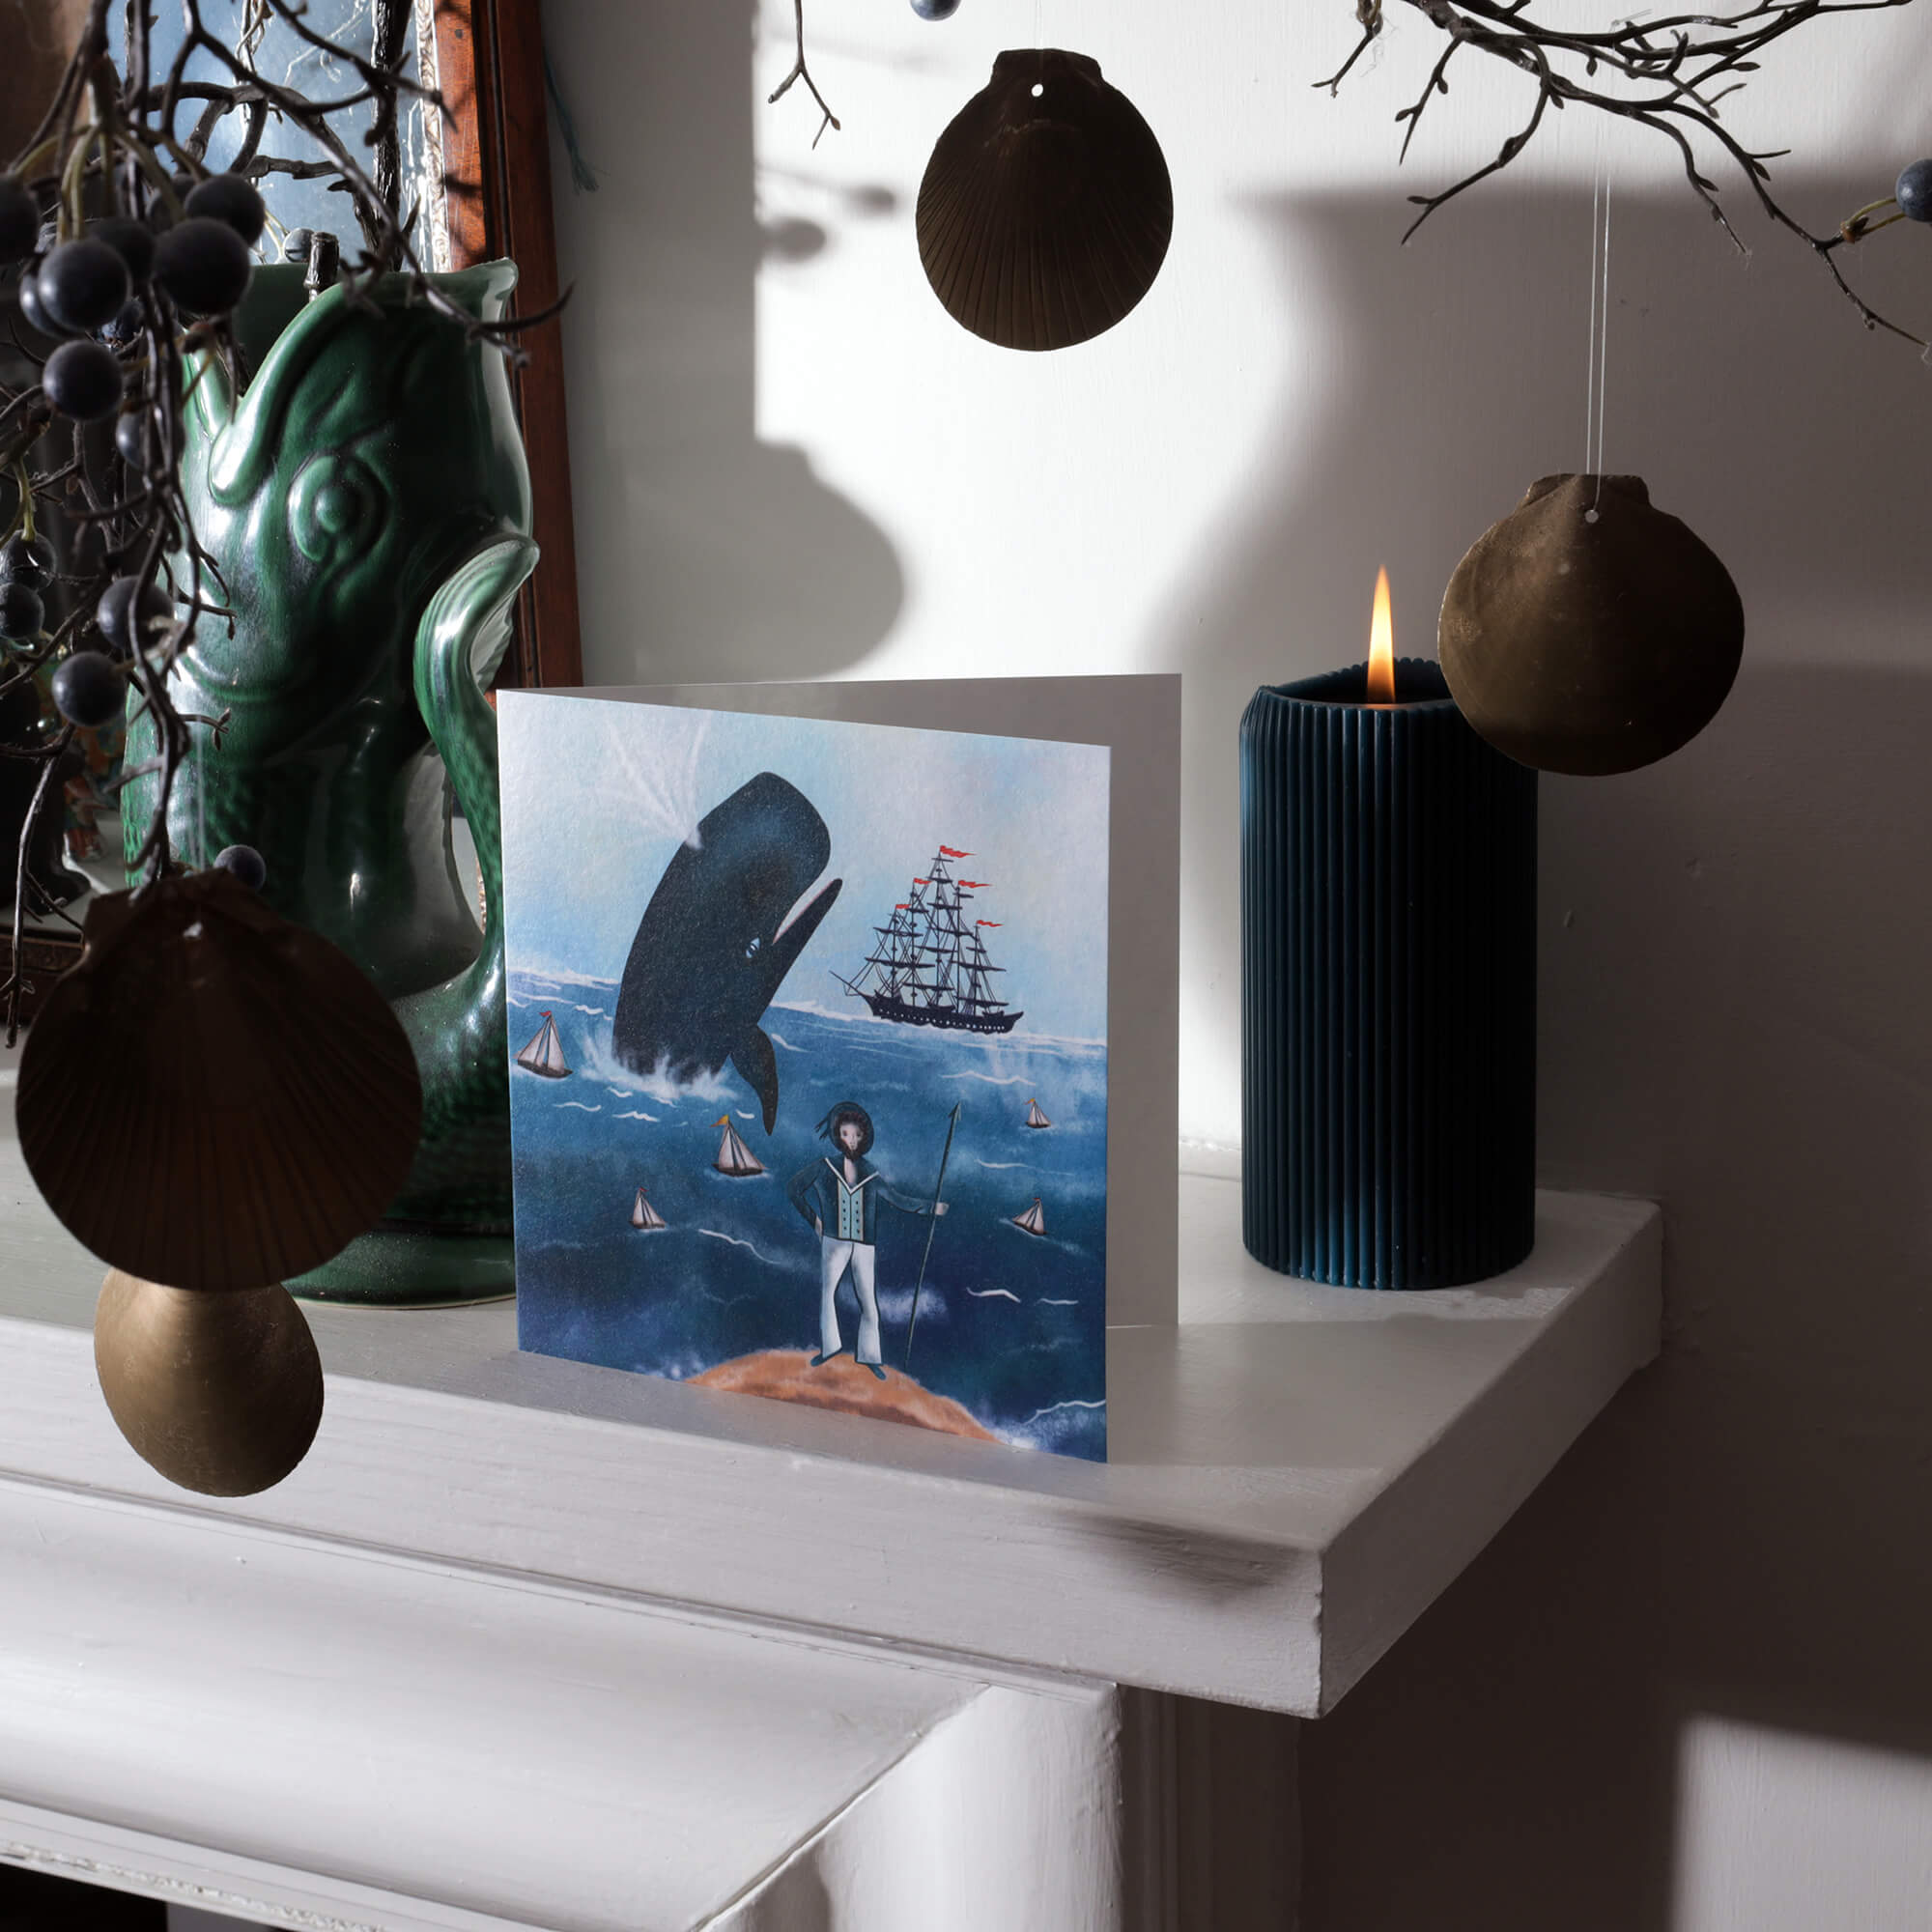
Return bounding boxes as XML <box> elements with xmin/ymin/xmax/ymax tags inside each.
<box><xmin>498</xmin><ymin>694</ymin><xmax>1112</xmax><ymax>1041</ymax></box>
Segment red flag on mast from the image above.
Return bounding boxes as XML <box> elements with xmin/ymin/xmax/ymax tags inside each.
<box><xmin>939</xmin><ymin>846</ymin><xmax>971</xmax><ymax>858</ymax></box>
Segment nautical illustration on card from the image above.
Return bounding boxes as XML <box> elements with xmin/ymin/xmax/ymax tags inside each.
<box><xmin>497</xmin><ymin>693</ymin><xmax>1112</xmax><ymax>1463</ymax></box>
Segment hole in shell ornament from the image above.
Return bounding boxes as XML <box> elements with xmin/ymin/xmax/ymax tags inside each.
<box><xmin>1438</xmin><ymin>474</ymin><xmax>1745</xmax><ymax>776</ymax></box>
<box><xmin>917</xmin><ymin>49</ymin><xmax>1173</xmax><ymax>352</ymax></box>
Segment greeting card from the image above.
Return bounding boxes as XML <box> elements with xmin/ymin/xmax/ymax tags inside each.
<box><xmin>498</xmin><ymin>676</ymin><xmax>1178</xmax><ymax>1463</ymax></box>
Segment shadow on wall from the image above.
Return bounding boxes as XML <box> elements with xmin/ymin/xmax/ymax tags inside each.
<box><xmin>1166</xmin><ymin>176</ymin><xmax>1928</xmax><ymax>1127</ymax></box>
<box><xmin>1223</xmin><ymin>188</ymin><xmax>1932</xmax><ymax>1932</ymax></box>
<box><xmin>543</xmin><ymin>0</ymin><xmax>904</xmax><ymax>684</ymax></box>
<box><xmin>1180</xmin><ymin>173</ymin><xmax>1927</xmax><ymax>679</ymax></box>
<box><xmin>1300</xmin><ymin>665</ymin><xmax>1932</xmax><ymax>1932</ymax></box>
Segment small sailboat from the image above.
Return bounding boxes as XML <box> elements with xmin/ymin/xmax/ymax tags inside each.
<box><xmin>630</xmin><ymin>1187</ymin><xmax>667</xmax><ymax>1232</ymax></box>
<box><xmin>713</xmin><ymin>1115</ymin><xmax>765</xmax><ymax>1178</ymax></box>
<box><xmin>1024</xmin><ymin>1097</ymin><xmax>1051</xmax><ymax>1130</ymax></box>
<box><xmin>1010</xmin><ymin>1196</ymin><xmax>1046</xmax><ymax>1236</ymax></box>
<box><xmin>515</xmin><ymin>1010</ymin><xmax>570</xmax><ymax>1079</ymax></box>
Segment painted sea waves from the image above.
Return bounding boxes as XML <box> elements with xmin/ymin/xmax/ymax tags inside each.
<box><xmin>508</xmin><ymin>971</ymin><xmax>1109</xmax><ymax>1461</ymax></box>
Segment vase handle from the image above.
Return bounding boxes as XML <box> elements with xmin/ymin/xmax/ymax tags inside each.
<box><xmin>419</xmin><ymin>534</ymin><xmax>537</xmax><ymax>956</ymax></box>
<box><xmin>386</xmin><ymin>532</ymin><xmax>539</xmax><ymax>1219</ymax></box>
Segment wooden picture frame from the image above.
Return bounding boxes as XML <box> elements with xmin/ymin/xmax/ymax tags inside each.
<box><xmin>427</xmin><ymin>0</ymin><xmax>583</xmax><ymax>693</ymax></box>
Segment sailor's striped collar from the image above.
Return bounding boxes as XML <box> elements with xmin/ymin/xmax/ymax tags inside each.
<box><xmin>822</xmin><ymin>1156</ymin><xmax>878</xmax><ymax>1189</ymax></box>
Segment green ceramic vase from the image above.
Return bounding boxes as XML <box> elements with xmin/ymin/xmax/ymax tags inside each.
<box><xmin>121</xmin><ymin>263</ymin><xmax>538</xmax><ymax>1304</ymax></box>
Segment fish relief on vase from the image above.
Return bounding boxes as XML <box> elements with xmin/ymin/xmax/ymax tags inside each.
<box><xmin>119</xmin><ymin>263</ymin><xmax>537</xmax><ymax>1305</ymax></box>
<box><xmin>497</xmin><ymin>694</ymin><xmax>1111</xmax><ymax>1463</ymax></box>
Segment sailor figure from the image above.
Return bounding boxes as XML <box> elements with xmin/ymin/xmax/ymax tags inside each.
<box><xmin>787</xmin><ymin>1100</ymin><xmax>945</xmax><ymax>1380</ymax></box>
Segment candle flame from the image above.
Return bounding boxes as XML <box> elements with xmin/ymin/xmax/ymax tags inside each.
<box><xmin>1367</xmin><ymin>567</ymin><xmax>1396</xmax><ymax>704</ymax></box>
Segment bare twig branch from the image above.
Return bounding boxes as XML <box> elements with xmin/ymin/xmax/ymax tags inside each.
<box><xmin>1316</xmin><ymin>0</ymin><xmax>1388</xmax><ymax>94</ymax></box>
<box><xmin>369</xmin><ymin>0</ymin><xmax>412</xmax><ymax>238</ymax></box>
<box><xmin>768</xmin><ymin>0</ymin><xmax>840</xmax><ymax>148</ymax></box>
<box><xmin>1314</xmin><ymin>0</ymin><xmax>1926</xmax><ymax>344</ymax></box>
<box><xmin>5</xmin><ymin>724</ymin><xmax>73</xmax><ymax>1045</ymax></box>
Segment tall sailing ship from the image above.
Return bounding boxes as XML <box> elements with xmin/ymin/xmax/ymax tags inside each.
<box><xmin>835</xmin><ymin>846</ymin><xmax>1022</xmax><ymax>1035</ymax></box>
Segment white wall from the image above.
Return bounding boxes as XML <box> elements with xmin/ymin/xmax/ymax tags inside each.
<box><xmin>1672</xmin><ymin>1719</ymin><xmax>1932</xmax><ymax>1931</ymax></box>
<box><xmin>540</xmin><ymin>3</ymin><xmax>1932</xmax><ymax>1925</ymax></box>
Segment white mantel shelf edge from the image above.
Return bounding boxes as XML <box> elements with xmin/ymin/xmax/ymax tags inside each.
<box><xmin>0</xmin><ymin>1112</ymin><xmax>1660</xmax><ymax>1719</ymax></box>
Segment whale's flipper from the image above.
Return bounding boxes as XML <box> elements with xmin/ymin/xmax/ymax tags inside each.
<box><xmin>733</xmin><ymin>1025</ymin><xmax>781</xmax><ymax>1134</ymax></box>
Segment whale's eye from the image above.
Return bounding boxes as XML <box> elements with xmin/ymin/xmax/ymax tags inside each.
<box><xmin>745</xmin><ymin>935</ymin><xmax>762</xmax><ymax>959</ymax></box>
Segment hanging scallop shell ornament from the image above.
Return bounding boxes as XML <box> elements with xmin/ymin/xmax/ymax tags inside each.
<box><xmin>14</xmin><ymin>866</ymin><xmax>423</xmax><ymax>1494</ymax></box>
<box><xmin>93</xmin><ymin>1270</ymin><xmax>326</xmax><ymax>1496</ymax></box>
<box><xmin>1438</xmin><ymin>474</ymin><xmax>1745</xmax><ymax>776</ymax></box>
<box><xmin>17</xmin><ymin>867</ymin><xmax>423</xmax><ymax>1288</ymax></box>
<box><xmin>917</xmin><ymin>49</ymin><xmax>1173</xmax><ymax>352</ymax></box>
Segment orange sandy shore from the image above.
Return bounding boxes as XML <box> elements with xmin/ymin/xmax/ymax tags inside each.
<box><xmin>691</xmin><ymin>1348</ymin><xmax>999</xmax><ymax>1441</ymax></box>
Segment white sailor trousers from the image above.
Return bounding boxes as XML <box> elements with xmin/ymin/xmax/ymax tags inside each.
<box><xmin>819</xmin><ymin>1236</ymin><xmax>882</xmax><ymax>1365</ymax></box>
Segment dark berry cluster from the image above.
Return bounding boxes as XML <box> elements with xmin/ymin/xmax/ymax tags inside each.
<box><xmin>0</xmin><ymin>530</ymin><xmax>52</xmax><ymax>644</ymax></box>
<box><xmin>1838</xmin><ymin>158</ymin><xmax>1932</xmax><ymax>292</ymax></box>
<box><xmin>214</xmin><ymin>843</ymin><xmax>268</xmax><ymax>891</ymax></box>
<box><xmin>1</xmin><ymin>170</ymin><xmax>264</xmax><ymax>425</ymax></box>
<box><xmin>0</xmin><ymin>0</ymin><xmax>456</xmax><ymax>1033</ymax></box>
<box><xmin>49</xmin><ymin>650</ymin><xmax>124</xmax><ymax>732</ymax></box>
<box><xmin>1898</xmin><ymin>159</ymin><xmax>1932</xmax><ymax>225</ymax></box>
<box><xmin>0</xmin><ymin>169</ymin><xmax>266</xmax><ymax>784</ymax></box>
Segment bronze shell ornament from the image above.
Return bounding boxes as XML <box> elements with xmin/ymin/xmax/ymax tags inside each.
<box><xmin>1438</xmin><ymin>473</ymin><xmax>1745</xmax><ymax>776</ymax></box>
<box><xmin>93</xmin><ymin>1270</ymin><xmax>326</xmax><ymax>1496</ymax></box>
<box><xmin>917</xmin><ymin>49</ymin><xmax>1173</xmax><ymax>352</ymax></box>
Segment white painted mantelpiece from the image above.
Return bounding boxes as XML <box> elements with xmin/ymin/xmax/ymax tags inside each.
<box><xmin>0</xmin><ymin>1061</ymin><xmax>1659</xmax><ymax>1927</ymax></box>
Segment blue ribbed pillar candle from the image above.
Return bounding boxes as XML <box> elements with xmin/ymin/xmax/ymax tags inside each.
<box><xmin>1239</xmin><ymin>659</ymin><xmax>1537</xmax><ymax>1288</ymax></box>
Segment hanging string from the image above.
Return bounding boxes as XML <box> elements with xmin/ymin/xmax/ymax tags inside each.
<box><xmin>1593</xmin><ymin>169</ymin><xmax>1611</xmax><ymax>516</ymax></box>
<box><xmin>1582</xmin><ymin>133</ymin><xmax>1613</xmax><ymax>520</ymax></box>
<box><xmin>1583</xmin><ymin>152</ymin><xmax>1601</xmax><ymax>481</ymax></box>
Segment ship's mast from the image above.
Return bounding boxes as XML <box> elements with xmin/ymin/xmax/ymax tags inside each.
<box><xmin>861</xmin><ymin>902</ymin><xmax>923</xmax><ymax>1000</ymax></box>
<box><xmin>950</xmin><ymin>867</ymin><xmax>1008</xmax><ymax>1017</ymax></box>
<box><xmin>960</xmin><ymin>923</ymin><xmax>1008</xmax><ymax>1015</ymax></box>
<box><xmin>902</xmin><ymin>876</ymin><xmax>935</xmax><ymax>998</ymax></box>
<box><xmin>917</xmin><ymin>853</ymin><xmax>967</xmax><ymax>1010</ymax></box>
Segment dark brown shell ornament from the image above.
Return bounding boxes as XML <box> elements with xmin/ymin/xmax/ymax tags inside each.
<box><xmin>15</xmin><ymin>867</ymin><xmax>423</xmax><ymax>1290</ymax></box>
<box><xmin>1438</xmin><ymin>473</ymin><xmax>1745</xmax><ymax>776</ymax></box>
<box><xmin>917</xmin><ymin>49</ymin><xmax>1173</xmax><ymax>352</ymax></box>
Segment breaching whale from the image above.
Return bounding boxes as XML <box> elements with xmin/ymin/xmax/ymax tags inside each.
<box><xmin>611</xmin><ymin>773</ymin><xmax>840</xmax><ymax>1133</ymax></box>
